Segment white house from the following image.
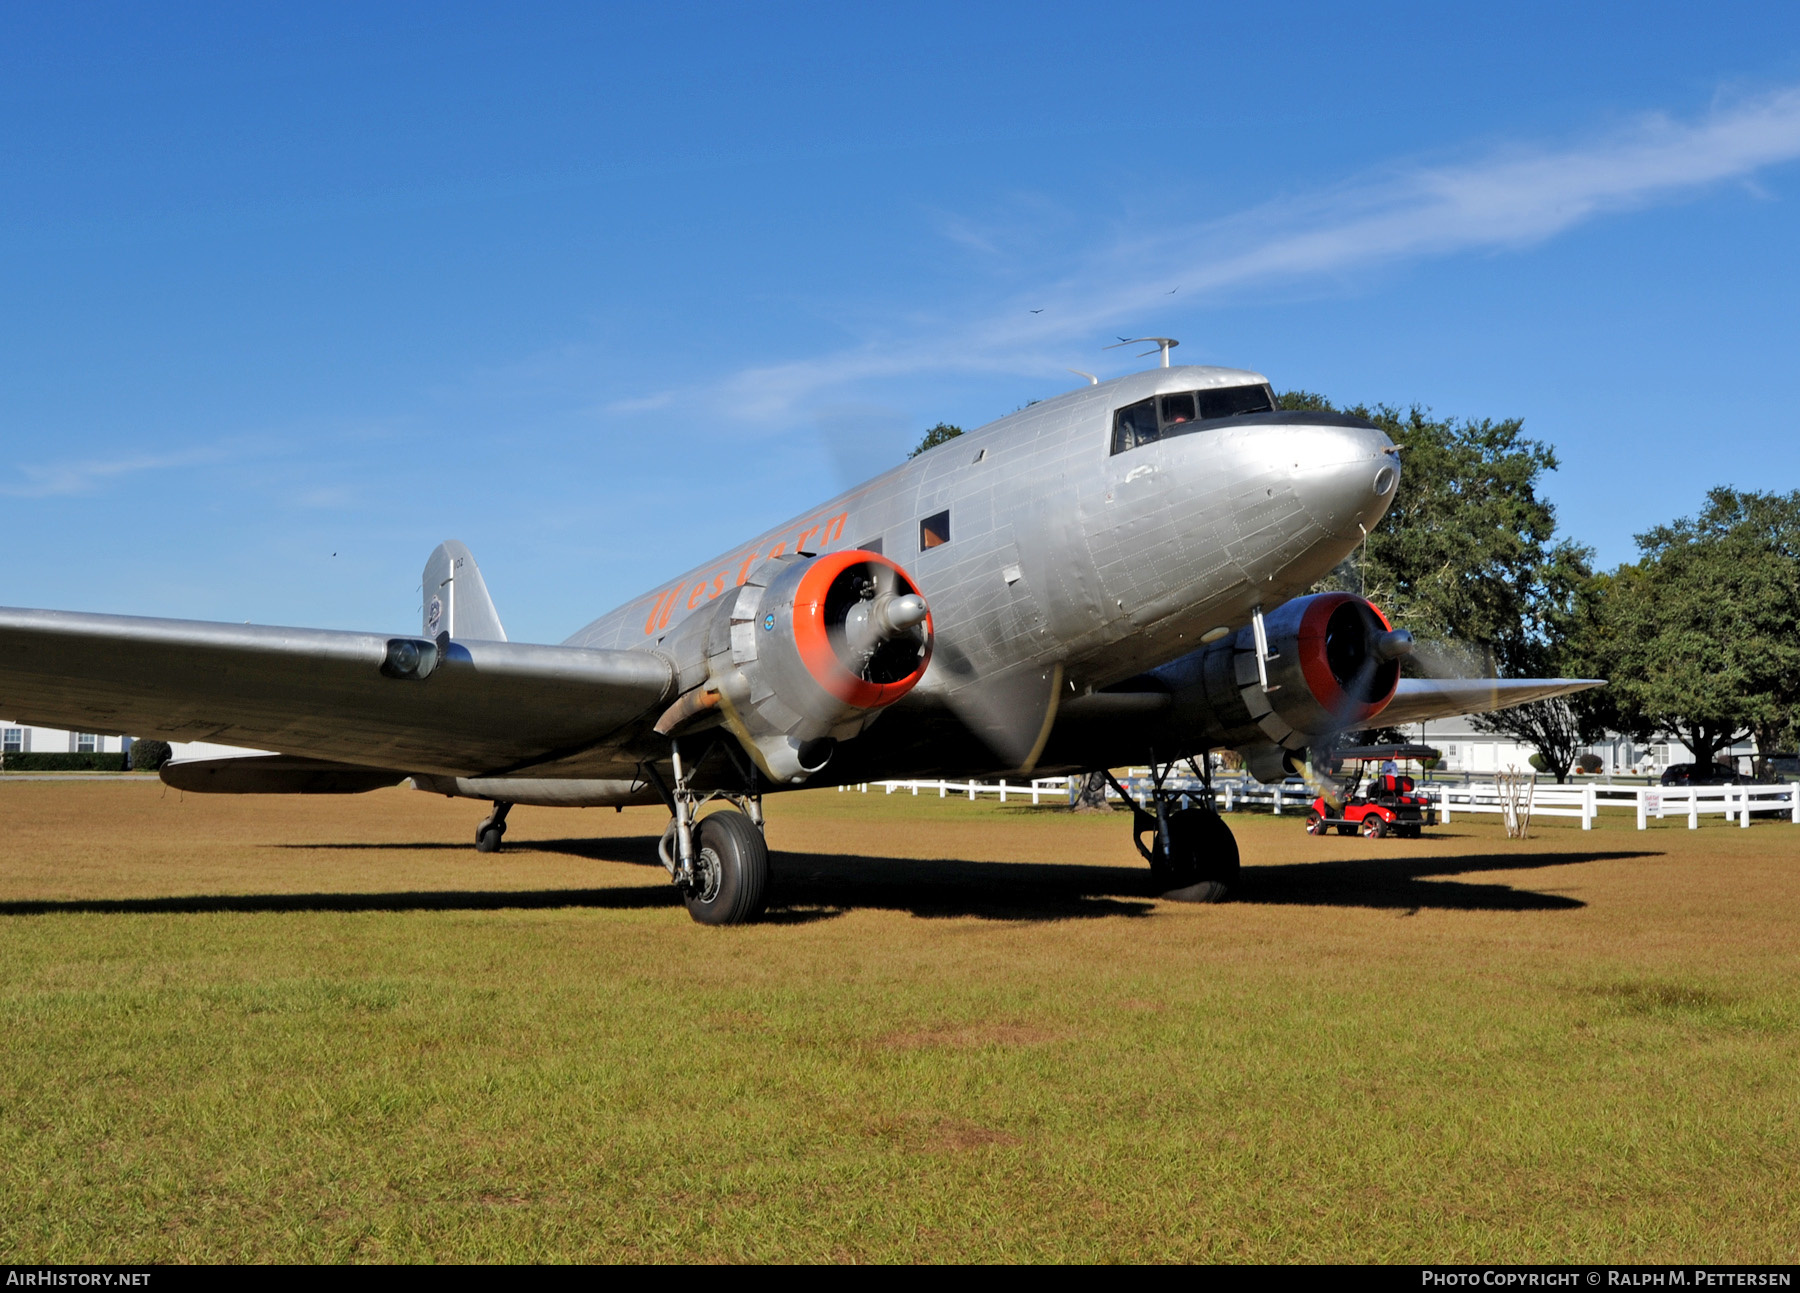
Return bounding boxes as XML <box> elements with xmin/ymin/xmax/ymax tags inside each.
<box><xmin>1402</xmin><ymin>713</ymin><xmax>1758</xmax><ymax>777</ymax></box>
<box><xmin>0</xmin><ymin>721</ymin><xmax>128</xmax><ymax>757</ymax></box>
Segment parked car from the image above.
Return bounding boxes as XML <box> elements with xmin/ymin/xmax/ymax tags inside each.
<box><xmin>1659</xmin><ymin>762</ymin><xmax>1746</xmax><ymax>787</ymax></box>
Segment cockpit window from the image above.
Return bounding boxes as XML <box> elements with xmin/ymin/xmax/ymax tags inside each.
<box><xmin>1198</xmin><ymin>384</ymin><xmax>1275</xmax><ymax>420</ymax></box>
<box><xmin>1110</xmin><ymin>384</ymin><xmax>1277</xmax><ymax>454</ymax></box>
<box><xmin>1111</xmin><ymin>398</ymin><xmax>1158</xmax><ymax>454</ymax></box>
<box><xmin>1160</xmin><ymin>392</ymin><xmax>1196</xmax><ymax>425</ymax></box>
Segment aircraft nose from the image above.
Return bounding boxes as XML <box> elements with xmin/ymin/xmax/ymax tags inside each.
<box><xmin>1283</xmin><ymin>422</ymin><xmax>1400</xmax><ymax>535</ymax></box>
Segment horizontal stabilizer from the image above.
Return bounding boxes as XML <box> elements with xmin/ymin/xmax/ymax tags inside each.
<box><xmin>0</xmin><ymin>606</ymin><xmax>673</xmax><ymax>777</ymax></box>
<box><xmin>1365</xmin><ymin>677</ymin><xmax>1605</xmax><ymax>730</ymax></box>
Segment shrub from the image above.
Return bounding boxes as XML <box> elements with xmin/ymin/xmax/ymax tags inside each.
<box><xmin>0</xmin><ymin>752</ymin><xmax>127</xmax><ymax>772</ymax></box>
<box><xmin>1528</xmin><ymin>753</ymin><xmax>1548</xmax><ymax>773</ymax></box>
<box><xmin>1575</xmin><ymin>753</ymin><xmax>1604</xmax><ymax>775</ymax></box>
<box><xmin>128</xmin><ymin>739</ymin><xmax>172</xmax><ymax>771</ymax></box>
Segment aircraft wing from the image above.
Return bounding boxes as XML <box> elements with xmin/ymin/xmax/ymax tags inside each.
<box><xmin>0</xmin><ymin>607</ymin><xmax>673</xmax><ymax>777</ymax></box>
<box><xmin>1362</xmin><ymin>677</ymin><xmax>1605</xmax><ymax>730</ymax></box>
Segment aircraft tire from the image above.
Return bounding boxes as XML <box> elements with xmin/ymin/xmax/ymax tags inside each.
<box><xmin>1154</xmin><ymin>808</ymin><xmax>1239</xmax><ymax>903</ymax></box>
<box><xmin>475</xmin><ymin>819</ymin><xmax>505</xmax><ymax>853</ymax></box>
<box><xmin>684</xmin><ymin>809</ymin><xmax>769</xmax><ymax>926</ymax></box>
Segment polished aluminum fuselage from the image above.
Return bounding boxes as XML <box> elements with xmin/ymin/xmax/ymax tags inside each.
<box><xmin>516</xmin><ymin>365</ymin><xmax>1399</xmax><ymax>793</ymax></box>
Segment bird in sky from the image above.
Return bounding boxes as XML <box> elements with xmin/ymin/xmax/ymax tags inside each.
<box><xmin>1029</xmin><ymin>308</ymin><xmax>1043</xmax><ymax>314</ymax></box>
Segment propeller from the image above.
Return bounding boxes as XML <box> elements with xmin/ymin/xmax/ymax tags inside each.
<box><xmin>822</xmin><ymin>559</ymin><xmax>931</xmax><ymax>685</ymax></box>
<box><xmin>1307</xmin><ymin>606</ymin><xmax>1417</xmax><ymax>808</ymax></box>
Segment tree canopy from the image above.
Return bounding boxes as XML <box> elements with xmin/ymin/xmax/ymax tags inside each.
<box><xmin>909</xmin><ymin>422</ymin><xmax>963</xmax><ymax>458</ymax></box>
<box><xmin>1279</xmin><ymin>391</ymin><xmax>1598</xmax><ymax>778</ymax></box>
<box><xmin>1576</xmin><ymin>487</ymin><xmax>1800</xmax><ymax>774</ymax></box>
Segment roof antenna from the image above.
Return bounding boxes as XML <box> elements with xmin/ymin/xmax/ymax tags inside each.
<box><xmin>1104</xmin><ymin>336</ymin><xmax>1179</xmax><ymax>367</ymax></box>
<box><xmin>1066</xmin><ymin>368</ymin><xmax>1099</xmax><ymax>386</ymax></box>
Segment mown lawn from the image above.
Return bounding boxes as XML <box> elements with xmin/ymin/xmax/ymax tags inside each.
<box><xmin>1</xmin><ymin>781</ymin><xmax>1796</xmax><ymax>1262</ymax></box>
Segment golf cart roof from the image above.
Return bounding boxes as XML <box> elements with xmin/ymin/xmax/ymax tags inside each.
<box><xmin>1330</xmin><ymin>744</ymin><xmax>1442</xmax><ymax>764</ymax></box>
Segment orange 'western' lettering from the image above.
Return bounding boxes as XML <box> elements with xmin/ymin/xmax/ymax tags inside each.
<box><xmin>821</xmin><ymin>512</ymin><xmax>848</xmax><ymax>544</ymax></box>
<box><xmin>659</xmin><ymin>585</ymin><xmax>685</xmax><ymax>630</ymax></box>
<box><xmin>644</xmin><ymin>590</ymin><xmax>671</xmax><ymax>635</ymax></box>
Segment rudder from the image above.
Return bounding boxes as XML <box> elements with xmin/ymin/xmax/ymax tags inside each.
<box><xmin>422</xmin><ymin>540</ymin><xmax>508</xmax><ymax>641</ymax></box>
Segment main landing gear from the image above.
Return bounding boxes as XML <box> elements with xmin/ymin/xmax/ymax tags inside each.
<box><xmin>1103</xmin><ymin>756</ymin><xmax>1239</xmax><ymax>903</ymax></box>
<box><xmin>643</xmin><ymin>736</ymin><xmax>770</xmax><ymax>926</ymax></box>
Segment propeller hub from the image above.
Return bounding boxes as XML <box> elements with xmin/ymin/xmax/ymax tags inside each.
<box><xmin>1374</xmin><ymin>629</ymin><xmax>1414</xmax><ymax>662</ymax></box>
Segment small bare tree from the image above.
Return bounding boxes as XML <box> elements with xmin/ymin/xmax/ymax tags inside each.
<box><xmin>1072</xmin><ymin>771</ymin><xmax>1112</xmax><ymax>812</ymax></box>
<box><xmin>1496</xmin><ymin>765</ymin><xmax>1536</xmax><ymax>839</ymax></box>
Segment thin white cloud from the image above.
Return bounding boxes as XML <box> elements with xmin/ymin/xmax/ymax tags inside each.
<box><xmin>723</xmin><ymin>85</ymin><xmax>1800</xmax><ymax>419</ymax></box>
<box><xmin>1</xmin><ymin>448</ymin><xmax>212</xmax><ymax>498</ymax></box>
<box><xmin>0</xmin><ymin>437</ymin><xmax>272</xmax><ymax>498</ymax></box>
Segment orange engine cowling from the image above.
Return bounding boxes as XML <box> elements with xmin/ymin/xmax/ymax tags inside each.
<box><xmin>1186</xmin><ymin>592</ymin><xmax>1408</xmax><ymax>781</ymax></box>
<box><xmin>703</xmin><ymin>549</ymin><xmax>933</xmax><ymax>783</ymax></box>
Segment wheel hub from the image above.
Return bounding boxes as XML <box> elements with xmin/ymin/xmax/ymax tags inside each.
<box><xmin>691</xmin><ymin>844</ymin><xmax>723</xmax><ymax>904</ymax></box>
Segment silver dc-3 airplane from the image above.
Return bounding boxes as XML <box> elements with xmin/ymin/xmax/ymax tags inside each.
<box><xmin>0</xmin><ymin>347</ymin><xmax>1600</xmax><ymax>923</ymax></box>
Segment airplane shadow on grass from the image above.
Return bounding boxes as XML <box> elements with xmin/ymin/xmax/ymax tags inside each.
<box><xmin>2</xmin><ymin>835</ymin><xmax>1657</xmax><ymax>923</ymax></box>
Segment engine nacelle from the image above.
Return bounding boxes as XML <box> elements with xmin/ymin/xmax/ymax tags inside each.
<box><xmin>1174</xmin><ymin>592</ymin><xmax>1407</xmax><ymax>779</ymax></box>
<box><xmin>701</xmin><ymin>550</ymin><xmax>933</xmax><ymax>783</ymax></box>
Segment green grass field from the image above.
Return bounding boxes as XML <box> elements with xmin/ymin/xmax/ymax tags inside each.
<box><xmin>1</xmin><ymin>781</ymin><xmax>1796</xmax><ymax>1262</ymax></box>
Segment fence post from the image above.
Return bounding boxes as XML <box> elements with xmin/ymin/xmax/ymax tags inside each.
<box><xmin>1582</xmin><ymin>782</ymin><xmax>1594</xmax><ymax>831</ymax></box>
<box><xmin>1688</xmin><ymin>789</ymin><xmax>1698</xmax><ymax>830</ymax></box>
<box><xmin>938</xmin><ymin>780</ymin><xmax>945</xmax><ymax>798</ymax></box>
<box><xmin>1636</xmin><ymin>788</ymin><xmax>1647</xmax><ymax>831</ymax></box>
<box><xmin>998</xmin><ymin>780</ymin><xmax>1007</xmax><ymax>804</ymax></box>
<box><xmin>1273</xmin><ymin>787</ymin><xmax>1283</xmax><ymax>815</ymax></box>
<box><xmin>1791</xmin><ymin>785</ymin><xmax>1799</xmax><ymax>825</ymax></box>
<box><xmin>1741</xmin><ymin>786</ymin><xmax>1752</xmax><ymax>829</ymax></box>
<box><xmin>1440</xmin><ymin>784</ymin><xmax>1451</xmax><ymax>825</ymax></box>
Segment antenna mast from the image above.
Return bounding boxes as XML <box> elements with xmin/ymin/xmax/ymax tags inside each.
<box><xmin>1104</xmin><ymin>336</ymin><xmax>1179</xmax><ymax>368</ymax></box>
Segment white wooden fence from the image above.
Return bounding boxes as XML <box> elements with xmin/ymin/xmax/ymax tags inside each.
<box><xmin>838</xmin><ymin>774</ymin><xmax>1800</xmax><ymax>830</ymax></box>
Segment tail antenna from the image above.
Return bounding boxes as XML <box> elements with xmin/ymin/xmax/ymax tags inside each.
<box><xmin>1103</xmin><ymin>336</ymin><xmax>1179</xmax><ymax>368</ymax></box>
<box><xmin>1066</xmin><ymin>368</ymin><xmax>1099</xmax><ymax>386</ymax></box>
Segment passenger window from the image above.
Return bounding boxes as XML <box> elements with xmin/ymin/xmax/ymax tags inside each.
<box><xmin>1160</xmin><ymin>392</ymin><xmax>1196</xmax><ymax>426</ymax></box>
<box><xmin>919</xmin><ymin>510</ymin><xmax>950</xmax><ymax>550</ymax></box>
<box><xmin>1110</xmin><ymin>398</ymin><xmax>1158</xmax><ymax>454</ymax></box>
<box><xmin>857</xmin><ymin>536</ymin><xmax>883</xmax><ymax>555</ymax></box>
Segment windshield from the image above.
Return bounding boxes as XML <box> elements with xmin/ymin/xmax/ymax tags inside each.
<box><xmin>1110</xmin><ymin>384</ymin><xmax>1276</xmax><ymax>454</ymax></box>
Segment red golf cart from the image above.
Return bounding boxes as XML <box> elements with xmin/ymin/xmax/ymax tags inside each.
<box><xmin>1305</xmin><ymin>744</ymin><xmax>1441</xmax><ymax>840</ymax></box>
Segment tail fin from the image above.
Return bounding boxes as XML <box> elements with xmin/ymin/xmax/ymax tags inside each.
<box><xmin>421</xmin><ymin>541</ymin><xmax>508</xmax><ymax>641</ymax></box>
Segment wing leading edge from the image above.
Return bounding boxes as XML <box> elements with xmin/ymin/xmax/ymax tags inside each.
<box><xmin>1364</xmin><ymin>677</ymin><xmax>1605</xmax><ymax>730</ymax></box>
<box><xmin>0</xmin><ymin>606</ymin><xmax>673</xmax><ymax>777</ymax></box>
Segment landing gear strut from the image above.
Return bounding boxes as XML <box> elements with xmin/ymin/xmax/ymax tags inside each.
<box><xmin>644</xmin><ymin>737</ymin><xmax>770</xmax><ymax>926</ymax></box>
<box><xmin>1103</xmin><ymin>755</ymin><xmax>1239</xmax><ymax>902</ymax></box>
<box><xmin>475</xmin><ymin>801</ymin><xmax>512</xmax><ymax>853</ymax></box>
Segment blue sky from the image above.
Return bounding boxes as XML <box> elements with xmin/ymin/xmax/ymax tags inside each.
<box><xmin>5</xmin><ymin>2</ymin><xmax>1800</xmax><ymax>644</ymax></box>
